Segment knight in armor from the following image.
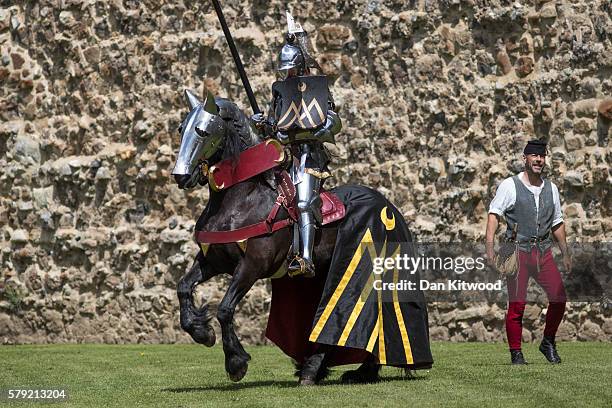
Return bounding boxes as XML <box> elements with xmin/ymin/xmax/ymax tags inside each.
<box><xmin>251</xmin><ymin>12</ymin><xmax>342</xmax><ymax>277</ymax></box>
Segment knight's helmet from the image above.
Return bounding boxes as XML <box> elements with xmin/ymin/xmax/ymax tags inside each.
<box><xmin>278</xmin><ymin>11</ymin><xmax>322</xmax><ymax>79</ymax></box>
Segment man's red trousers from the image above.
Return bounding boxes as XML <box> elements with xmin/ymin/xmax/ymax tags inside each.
<box><xmin>506</xmin><ymin>247</ymin><xmax>567</xmax><ymax>351</ymax></box>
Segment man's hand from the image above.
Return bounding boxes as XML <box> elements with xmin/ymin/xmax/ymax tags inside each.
<box><xmin>552</xmin><ymin>223</ymin><xmax>571</xmax><ymax>275</ymax></box>
<box><xmin>250</xmin><ymin>113</ymin><xmax>268</xmax><ymax>132</ymax></box>
<box><xmin>250</xmin><ymin>112</ymin><xmax>265</xmax><ymax>124</ymax></box>
<box><xmin>562</xmin><ymin>253</ymin><xmax>572</xmax><ymax>274</ymax></box>
<box><xmin>486</xmin><ymin>245</ymin><xmax>496</xmax><ymax>267</ymax></box>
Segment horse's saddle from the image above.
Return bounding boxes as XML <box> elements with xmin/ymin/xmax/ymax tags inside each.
<box><xmin>276</xmin><ymin>170</ymin><xmax>345</xmax><ymax>226</ymax></box>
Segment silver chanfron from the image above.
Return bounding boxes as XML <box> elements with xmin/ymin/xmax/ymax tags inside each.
<box><xmin>172</xmin><ymin>89</ymin><xmax>225</xmax><ymax>189</ymax></box>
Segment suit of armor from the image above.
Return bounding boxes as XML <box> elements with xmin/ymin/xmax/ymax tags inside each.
<box><xmin>252</xmin><ymin>26</ymin><xmax>342</xmax><ymax>277</ymax></box>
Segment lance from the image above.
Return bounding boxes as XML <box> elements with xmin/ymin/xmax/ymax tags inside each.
<box><xmin>210</xmin><ymin>0</ymin><xmax>261</xmax><ymax>115</ymax></box>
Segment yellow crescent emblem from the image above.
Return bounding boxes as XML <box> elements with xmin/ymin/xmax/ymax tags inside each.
<box><xmin>298</xmin><ymin>82</ymin><xmax>307</xmax><ymax>92</ymax></box>
<box><xmin>380</xmin><ymin>206</ymin><xmax>395</xmax><ymax>231</ymax></box>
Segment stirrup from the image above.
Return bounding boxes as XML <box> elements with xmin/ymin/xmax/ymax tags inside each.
<box><xmin>287</xmin><ymin>256</ymin><xmax>315</xmax><ymax>278</ymax></box>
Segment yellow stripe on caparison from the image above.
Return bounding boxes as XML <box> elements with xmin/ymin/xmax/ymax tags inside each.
<box><xmin>337</xmin><ymin>240</ymin><xmax>398</xmax><ymax>346</ymax></box>
<box><xmin>393</xmin><ymin>267</ymin><xmax>414</xmax><ymax>364</ymax></box>
<box><xmin>309</xmin><ymin>229</ymin><xmax>374</xmax><ymax>342</ymax></box>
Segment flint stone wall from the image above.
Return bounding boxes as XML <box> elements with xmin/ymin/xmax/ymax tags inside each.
<box><xmin>0</xmin><ymin>0</ymin><xmax>610</xmax><ymax>344</ymax></box>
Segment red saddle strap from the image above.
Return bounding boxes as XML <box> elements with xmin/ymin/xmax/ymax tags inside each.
<box><xmin>194</xmin><ymin>217</ymin><xmax>293</xmax><ymax>244</ymax></box>
<box><xmin>195</xmin><ymin>171</ymin><xmax>296</xmax><ymax>244</ymax></box>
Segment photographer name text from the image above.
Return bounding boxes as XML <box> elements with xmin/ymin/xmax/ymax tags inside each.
<box><xmin>373</xmin><ymin>279</ymin><xmax>503</xmax><ymax>291</ymax></box>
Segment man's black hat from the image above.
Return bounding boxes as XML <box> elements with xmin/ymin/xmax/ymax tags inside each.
<box><xmin>524</xmin><ymin>139</ymin><xmax>547</xmax><ymax>156</ymax></box>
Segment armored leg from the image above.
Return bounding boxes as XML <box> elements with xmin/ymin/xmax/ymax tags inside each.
<box><xmin>288</xmin><ymin>171</ymin><xmax>321</xmax><ymax>277</ymax></box>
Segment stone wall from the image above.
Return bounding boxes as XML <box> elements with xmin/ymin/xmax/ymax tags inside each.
<box><xmin>0</xmin><ymin>0</ymin><xmax>610</xmax><ymax>344</ymax></box>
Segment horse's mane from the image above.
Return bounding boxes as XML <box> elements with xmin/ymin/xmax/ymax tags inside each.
<box><xmin>216</xmin><ymin>98</ymin><xmax>261</xmax><ymax>161</ymax></box>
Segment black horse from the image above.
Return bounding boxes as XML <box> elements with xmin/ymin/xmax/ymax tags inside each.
<box><xmin>172</xmin><ymin>89</ymin><xmax>431</xmax><ymax>385</ymax></box>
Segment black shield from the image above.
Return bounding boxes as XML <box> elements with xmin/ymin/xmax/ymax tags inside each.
<box><xmin>272</xmin><ymin>75</ymin><xmax>329</xmax><ymax>131</ymax></box>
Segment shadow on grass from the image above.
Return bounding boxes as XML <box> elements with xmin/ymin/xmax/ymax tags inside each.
<box><xmin>163</xmin><ymin>380</ymin><xmax>298</xmax><ymax>392</ymax></box>
<box><xmin>378</xmin><ymin>375</ymin><xmax>429</xmax><ymax>383</ymax></box>
<box><xmin>469</xmin><ymin>361</ymin><xmax>554</xmax><ymax>367</ymax></box>
<box><xmin>163</xmin><ymin>375</ymin><xmax>427</xmax><ymax>392</ymax></box>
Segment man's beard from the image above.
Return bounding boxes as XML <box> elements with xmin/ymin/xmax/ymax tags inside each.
<box><xmin>527</xmin><ymin>161</ymin><xmax>544</xmax><ymax>174</ymax></box>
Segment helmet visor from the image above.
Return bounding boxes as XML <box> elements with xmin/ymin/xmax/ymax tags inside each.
<box><xmin>278</xmin><ymin>67</ymin><xmax>300</xmax><ymax>80</ymax></box>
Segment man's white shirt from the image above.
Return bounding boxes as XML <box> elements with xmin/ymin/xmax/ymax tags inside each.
<box><xmin>489</xmin><ymin>172</ymin><xmax>563</xmax><ymax>227</ymax></box>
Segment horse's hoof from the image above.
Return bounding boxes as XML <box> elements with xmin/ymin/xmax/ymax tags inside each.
<box><xmin>340</xmin><ymin>370</ymin><xmax>358</xmax><ymax>384</ymax></box>
<box><xmin>227</xmin><ymin>359</ymin><xmax>248</xmax><ymax>382</ymax></box>
<box><xmin>403</xmin><ymin>369</ymin><xmax>416</xmax><ymax>379</ymax></box>
<box><xmin>340</xmin><ymin>369</ymin><xmax>379</xmax><ymax>384</ymax></box>
<box><xmin>298</xmin><ymin>375</ymin><xmax>316</xmax><ymax>386</ymax></box>
<box><xmin>228</xmin><ymin>365</ymin><xmax>248</xmax><ymax>382</ymax></box>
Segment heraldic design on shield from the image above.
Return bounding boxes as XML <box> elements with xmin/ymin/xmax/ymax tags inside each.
<box><xmin>273</xmin><ymin>75</ymin><xmax>329</xmax><ymax>131</ymax></box>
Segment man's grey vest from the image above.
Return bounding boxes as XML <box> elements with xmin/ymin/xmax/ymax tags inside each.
<box><xmin>504</xmin><ymin>176</ymin><xmax>555</xmax><ymax>252</ymax></box>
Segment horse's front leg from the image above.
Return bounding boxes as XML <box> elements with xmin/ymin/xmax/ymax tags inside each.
<box><xmin>216</xmin><ymin>257</ymin><xmax>263</xmax><ymax>382</ymax></box>
<box><xmin>178</xmin><ymin>251</ymin><xmax>219</xmax><ymax>346</ymax></box>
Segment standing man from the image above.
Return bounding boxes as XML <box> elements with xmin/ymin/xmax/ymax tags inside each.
<box><xmin>485</xmin><ymin>140</ymin><xmax>572</xmax><ymax>365</ymax></box>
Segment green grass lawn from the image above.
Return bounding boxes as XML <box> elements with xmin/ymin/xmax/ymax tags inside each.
<box><xmin>1</xmin><ymin>342</ymin><xmax>610</xmax><ymax>407</ymax></box>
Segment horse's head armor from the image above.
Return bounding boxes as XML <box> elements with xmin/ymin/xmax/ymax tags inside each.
<box><xmin>172</xmin><ymin>89</ymin><xmax>224</xmax><ymax>189</ymax></box>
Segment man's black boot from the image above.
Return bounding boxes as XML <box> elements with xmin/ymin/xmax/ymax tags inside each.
<box><xmin>510</xmin><ymin>350</ymin><xmax>528</xmax><ymax>365</ymax></box>
<box><xmin>539</xmin><ymin>336</ymin><xmax>561</xmax><ymax>364</ymax></box>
